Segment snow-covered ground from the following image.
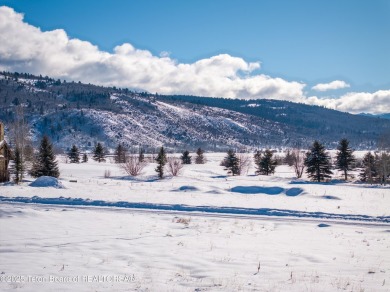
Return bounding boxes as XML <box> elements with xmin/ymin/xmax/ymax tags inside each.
<box><xmin>1</xmin><ymin>153</ymin><xmax>388</xmax><ymax>218</ymax></box>
<box><xmin>0</xmin><ymin>152</ymin><xmax>389</xmax><ymax>291</ymax></box>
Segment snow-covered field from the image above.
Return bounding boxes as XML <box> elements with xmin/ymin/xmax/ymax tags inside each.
<box><xmin>1</xmin><ymin>153</ymin><xmax>389</xmax><ymax>291</ymax></box>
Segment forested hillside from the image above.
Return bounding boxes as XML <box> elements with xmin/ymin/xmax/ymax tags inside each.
<box><xmin>1</xmin><ymin>72</ymin><xmax>389</xmax><ymax>151</ymax></box>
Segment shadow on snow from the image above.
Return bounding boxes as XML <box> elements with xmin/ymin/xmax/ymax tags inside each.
<box><xmin>230</xmin><ymin>186</ymin><xmax>303</xmax><ymax>197</ymax></box>
<box><xmin>1</xmin><ymin>196</ymin><xmax>388</xmax><ymax>223</ymax></box>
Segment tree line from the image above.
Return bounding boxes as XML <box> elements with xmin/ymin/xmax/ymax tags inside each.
<box><xmin>66</xmin><ymin>143</ymin><xmax>206</xmax><ymax>179</ymax></box>
<box><xmin>220</xmin><ymin>138</ymin><xmax>389</xmax><ymax>184</ymax></box>
<box><xmin>4</xmin><ymin>123</ymin><xmax>390</xmax><ymax>185</ymax></box>
<box><xmin>61</xmin><ymin>137</ymin><xmax>389</xmax><ymax>184</ymax></box>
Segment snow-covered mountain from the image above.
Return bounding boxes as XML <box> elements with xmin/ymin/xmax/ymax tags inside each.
<box><xmin>1</xmin><ymin>72</ymin><xmax>389</xmax><ymax>151</ymax></box>
<box><xmin>30</xmin><ymin>96</ymin><xmax>291</xmax><ymax>151</ymax></box>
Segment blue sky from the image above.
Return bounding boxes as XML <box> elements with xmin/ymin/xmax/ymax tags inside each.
<box><xmin>0</xmin><ymin>0</ymin><xmax>389</xmax><ymax>113</ymax></box>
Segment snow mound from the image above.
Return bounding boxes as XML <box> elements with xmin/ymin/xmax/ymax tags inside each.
<box><xmin>29</xmin><ymin>176</ymin><xmax>65</xmax><ymax>189</ymax></box>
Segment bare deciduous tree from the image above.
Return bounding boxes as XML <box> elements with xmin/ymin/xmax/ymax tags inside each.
<box><xmin>237</xmin><ymin>153</ymin><xmax>251</xmax><ymax>175</ymax></box>
<box><xmin>292</xmin><ymin>149</ymin><xmax>305</xmax><ymax>178</ymax></box>
<box><xmin>11</xmin><ymin>106</ymin><xmax>32</xmax><ymax>182</ymax></box>
<box><xmin>167</xmin><ymin>157</ymin><xmax>183</xmax><ymax>176</ymax></box>
<box><xmin>120</xmin><ymin>155</ymin><xmax>147</xmax><ymax>176</ymax></box>
<box><xmin>12</xmin><ymin>106</ymin><xmax>30</xmax><ymax>152</ymax></box>
<box><xmin>104</xmin><ymin>169</ymin><xmax>111</xmax><ymax>178</ymax></box>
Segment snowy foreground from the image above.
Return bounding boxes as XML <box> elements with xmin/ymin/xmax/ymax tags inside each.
<box><xmin>0</xmin><ymin>153</ymin><xmax>389</xmax><ymax>291</ymax></box>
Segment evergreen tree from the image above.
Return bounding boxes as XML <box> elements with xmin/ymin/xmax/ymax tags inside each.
<box><xmin>82</xmin><ymin>153</ymin><xmax>88</xmax><ymax>163</ymax></box>
<box><xmin>360</xmin><ymin>152</ymin><xmax>377</xmax><ymax>183</ymax></box>
<box><xmin>155</xmin><ymin>146</ymin><xmax>167</xmax><ymax>179</ymax></box>
<box><xmin>93</xmin><ymin>142</ymin><xmax>105</xmax><ymax>162</ymax></box>
<box><xmin>304</xmin><ymin>140</ymin><xmax>333</xmax><ymax>182</ymax></box>
<box><xmin>256</xmin><ymin>149</ymin><xmax>277</xmax><ymax>175</ymax></box>
<box><xmin>253</xmin><ymin>150</ymin><xmax>262</xmax><ymax>169</ymax></box>
<box><xmin>13</xmin><ymin>147</ymin><xmax>24</xmax><ymax>184</ymax></box>
<box><xmin>30</xmin><ymin>135</ymin><xmax>60</xmax><ymax>178</ymax></box>
<box><xmin>335</xmin><ymin>138</ymin><xmax>355</xmax><ymax>180</ymax></box>
<box><xmin>114</xmin><ymin>143</ymin><xmax>126</xmax><ymax>163</ymax></box>
<box><xmin>139</xmin><ymin>148</ymin><xmax>145</xmax><ymax>162</ymax></box>
<box><xmin>195</xmin><ymin>148</ymin><xmax>205</xmax><ymax>164</ymax></box>
<box><xmin>181</xmin><ymin>150</ymin><xmax>192</xmax><ymax>164</ymax></box>
<box><xmin>68</xmin><ymin>144</ymin><xmax>80</xmax><ymax>163</ymax></box>
<box><xmin>224</xmin><ymin>149</ymin><xmax>240</xmax><ymax>176</ymax></box>
<box><xmin>376</xmin><ymin>151</ymin><xmax>390</xmax><ymax>185</ymax></box>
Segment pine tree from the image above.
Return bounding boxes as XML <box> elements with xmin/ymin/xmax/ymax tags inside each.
<box><xmin>30</xmin><ymin>135</ymin><xmax>60</xmax><ymax>178</ymax></box>
<box><xmin>13</xmin><ymin>147</ymin><xmax>24</xmax><ymax>184</ymax></box>
<box><xmin>224</xmin><ymin>149</ymin><xmax>240</xmax><ymax>176</ymax></box>
<box><xmin>377</xmin><ymin>131</ymin><xmax>390</xmax><ymax>185</ymax></box>
<box><xmin>255</xmin><ymin>149</ymin><xmax>277</xmax><ymax>175</ymax></box>
<box><xmin>376</xmin><ymin>151</ymin><xmax>390</xmax><ymax>185</ymax></box>
<box><xmin>93</xmin><ymin>142</ymin><xmax>105</xmax><ymax>163</ymax></box>
<box><xmin>335</xmin><ymin>138</ymin><xmax>355</xmax><ymax>180</ymax></box>
<box><xmin>68</xmin><ymin>144</ymin><xmax>80</xmax><ymax>163</ymax></box>
<box><xmin>181</xmin><ymin>150</ymin><xmax>192</xmax><ymax>164</ymax></box>
<box><xmin>114</xmin><ymin>143</ymin><xmax>126</xmax><ymax>163</ymax></box>
<box><xmin>360</xmin><ymin>151</ymin><xmax>377</xmax><ymax>183</ymax></box>
<box><xmin>253</xmin><ymin>150</ymin><xmax>262</xmax><ymax>169</ymax></box>
<box><xmin>155</xmin><ymin>146</ymin><xmax>167</xmax><ymax>179</ymax></box>
<box><xmin>82</xmin><ymin>153</ymin><xmax>88</xmax><ymax>163</ymax></box>
<box><xmin>195</xmin><ymin>148</ymin><xmax>205</xmax><ymax>164</ymax></box>
<box><xmin>304</xmin><ymin>140</ymin><xmax>333</xmax><ymax>182</ymax></box>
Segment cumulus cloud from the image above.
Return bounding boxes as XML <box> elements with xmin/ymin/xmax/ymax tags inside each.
<box><xmin>0</xmin><ymin>6</ymin><xmax>388</xmax><ymax>114</ymax></box>
<box><xmin>307</xmin><ymin>90</ymin><xmax>390</xmax><ymax>114</ymax></box>
<box><xmin>0</xmin><ymin>6</ymin><xmax>305</xmax><ymax>101</ymax></box>
<box><xmin>159</xmin><ymin>51</ymin><xmax>171</xmax><ymax>58</ymax></box>
<box><xmin>312</xmin><ymin>80</ymin><xmax>350</xmax><ymax>91</ymax></box>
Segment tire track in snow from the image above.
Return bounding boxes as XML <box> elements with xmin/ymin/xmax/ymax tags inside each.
<box><xmin>1</xmin><ymin>196</ymin><xmax>389</xmax><ymax>224</ymax></box>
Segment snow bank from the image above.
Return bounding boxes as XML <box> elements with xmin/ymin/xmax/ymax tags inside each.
<box><xmin>29</xmin><ymin>176</ymin><xmax>65</xmax><ymax>189</ymax></box>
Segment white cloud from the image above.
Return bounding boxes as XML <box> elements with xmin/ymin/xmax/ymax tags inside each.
<box><xmin>307</xmin><ymin>90</ymin><xmax>390</xmax><ymax>114</ymax></box>
<box><xmin>159</xmin><ymin>51</ymin><xmax>171</xmax><ymax>58</ymax></box>
<box><xmin>0</xmin><ymin>6</ymin><xmax>305</xmax><ymax>101</ymax></box>
<box><xmin>312</xmin><ymin>80</ymin><xmax>350</xmax><ymax>91</ymax></box>
<box><xmin>0</xmin><ymin>6</ymin><xmax>388</xmax><ymax>114</ymax></box>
